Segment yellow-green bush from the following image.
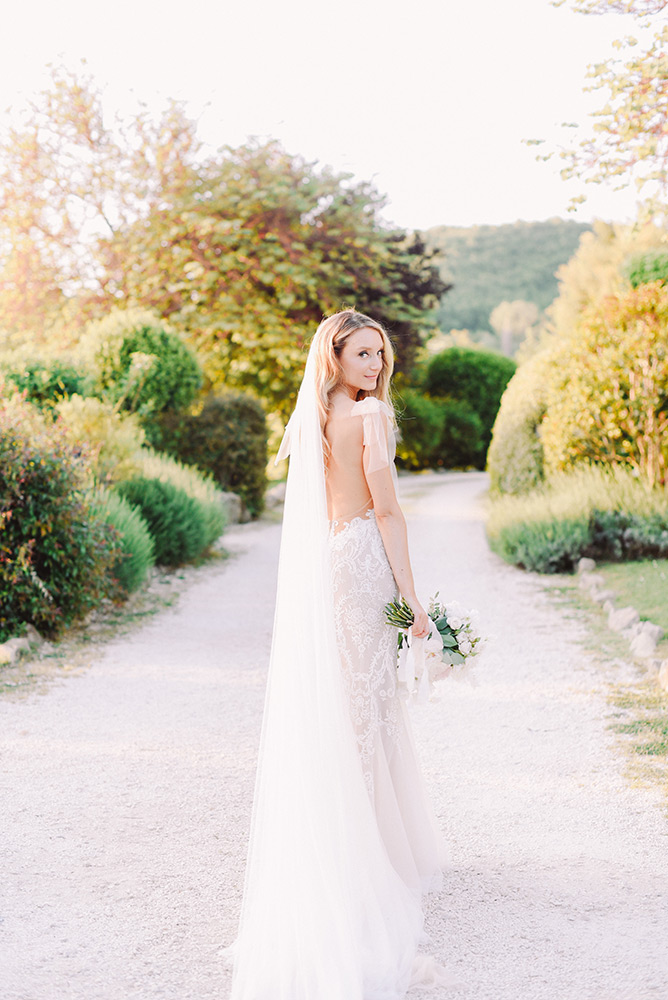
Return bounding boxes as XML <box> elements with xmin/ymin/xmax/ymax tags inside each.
<box><xmin>487</xmin><ymin>348</ymin><xmax>555</xmax><ymax>495</ymax></box>
<box><xmin>55</xmin><ymin>395</ymin><xmax>145</xmax><ymax>484</ymax></box>
<box><xmin>541</xmin><ymin>282</ymin><xmax>668</xmax><ymax>489</ymax></box>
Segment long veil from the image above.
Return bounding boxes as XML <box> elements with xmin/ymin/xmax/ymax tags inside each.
<box><xmin>228</xmin><ymin>339</ymin><xmax>430</xmax><ymax>999</ymax></box>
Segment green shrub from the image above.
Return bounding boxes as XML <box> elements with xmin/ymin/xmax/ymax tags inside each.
<box><xmin>115</xmin><ymin>477</ymin><xmax>209</xmax><ymax>567</ymax></box>
<box><xmin>133</xmin><ymin>449</ymin><xmax>226</xmax><ymax>547</ymax></box>
<box><xmin>433</xmin><ymin>398</ymin><xmax>485</xmax><ymax>469</ymax></box>
<box><xmin>0</xmin><ymin>397</ymin><xmax>120</xmax><ymax>640</ymax></box>
<box><xmin>424</xmin><ymin>347</ymin><xmax>516</xmax><ymax>457</ymax></box>
<box><xmin>4</xmin><ymin>359</ymin><xmax>88</xmax><ymax>411</ymax></box>
<box><xmin>487</xmin><ymin>348</ymin><xmax>553</xmax><ymax>495</ymax></box>
<box><xmin>396</xmin><ymin>389</ymin><xmax>445</xmax><ymax>470</ymax></box>
<box><xmin>154</xmin><ymin>391</ymin><xmax>268</xmax><ymax>516</ymax></box>
<box><xmin>90</xmin><ymin>489</ymin><xmax>155</xmax><ymax>594</ymax></box>
<box><xmin>486</xmin><ymin>466</ymin><xmax>668</xmax><ymax>573</ymax></box>
<box><xmin>79</xmin><ymin>308</ymin><xmax>201</xmax><ymax>432</ymax></box>
<box><xmin>56</xmin><ymin>395</ymin><xmax>145</xmax><ymax>484</ymax></box>
<box><xmin>625</xmin><ymin>250</ymin><xmax>668</xmax><ymax>288</ymax></box>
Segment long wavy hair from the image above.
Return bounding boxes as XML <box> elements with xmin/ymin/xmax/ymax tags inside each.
<box><xmin>310</xmin><ymin>309</ymin><xmax>395</xmax><ymax>435</ymax></box>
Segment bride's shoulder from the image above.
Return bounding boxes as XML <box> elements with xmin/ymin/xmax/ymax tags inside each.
<box><xmin>351</xmin><ymin>396</ymin><xmax>393</xmax><ymax>420</ymax></box>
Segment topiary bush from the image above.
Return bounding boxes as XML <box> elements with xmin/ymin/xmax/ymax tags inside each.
<box><xmin>0</xmin><ymin>397</ymin><xmax>120</xmax><ymax>640</ymax></box>
<box><xmin>56</xmin><ymin>395</ymin><xmax>145</xmax><ymax>484</ymax></box>
<box><xmin>115</xmin><ymin>477</ymin><xmax>209</xmax><ymax>567</ymax></box>
<box><xmin>487</xmin><ymin>348</ymin><xmax>553</xmax><ymax>495</ymax></box>
<box><xmin>133</xmin><ymin>449</ymin><xmax>226</xmax><ymax>548</ymax></box>
<box><xmin>486</xmin><ymin>465</ymin><xmax>668</xmax><ymax>573</ymax></box>
<box><xmin>78</xmin><ymin>308</ymin><xmax>202</xmax><ymax>435</ymax></box>
<box><xmin>90</xmin><ymin>489</ymin><xmax>155</xmax><ymax>594</ymax></box>
<box><xmin>4</xmin><ymin>359</ymin><xmax>88</xmax><ymax>411</ymax></box>
<box><xmin>423</xmin><ymin>347</ymin><xmax>516</xmax><ymax>460</ymax></box>
<box><xmin>154</xmin><ymin>391</ymin><xmax>268</xmax><ymax>516</ymax></box>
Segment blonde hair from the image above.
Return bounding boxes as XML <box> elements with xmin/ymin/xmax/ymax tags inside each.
<box><xmin>310</xmin><ymin>309</ymin><xmax>395</xmax><ymax>432</ymax></box>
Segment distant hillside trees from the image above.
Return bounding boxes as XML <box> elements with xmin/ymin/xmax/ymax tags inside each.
<box><xmin>424</xmin><ymin>219</ymin><xmax>591</xmax><ymax>347</ymax></box>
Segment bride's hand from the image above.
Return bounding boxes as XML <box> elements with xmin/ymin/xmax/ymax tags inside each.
<box><xmin>407</xmin><ymin>598</ymin><xmax>429</xmax><ymax>639</ymax></box>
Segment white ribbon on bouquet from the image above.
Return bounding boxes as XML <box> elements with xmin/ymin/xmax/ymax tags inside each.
<box><xmin>396</xmin><ymin>618</ymin><xmax>444</xmax><ymax>703</ymax></box>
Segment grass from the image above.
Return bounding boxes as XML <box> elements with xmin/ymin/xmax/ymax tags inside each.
<box><xmin>608</xmin><ymin>683</ymin><xmax>668</xmax><ymax>791</ymax></box>
<box><xmin>541</xmin><ymin>573</ymin><xmax>668</xmax><ymax>800</ymax></box>
<box><xmin>597</xmin><ymin>558</ymin><xmax>668</xmax><ymax>636</ymax></box>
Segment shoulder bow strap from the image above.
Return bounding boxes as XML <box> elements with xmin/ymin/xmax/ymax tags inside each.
<box><xmin>351</xmin><ymin>397</ymin><xmax>394</xmax><ymax>474</ymax></box>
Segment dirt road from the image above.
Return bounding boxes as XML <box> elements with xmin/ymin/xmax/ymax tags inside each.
<box><xmin>2</xmin><ymin>472</ymin><xmax>666</xmax><ymax>999</ymax></box>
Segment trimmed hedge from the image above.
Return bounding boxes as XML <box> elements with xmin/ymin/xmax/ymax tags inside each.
<box><xmin>396</xmin><ymin>389</ymin><xmax>445</xmax><ymax>470</ymax></box>
<box><xmin>0</xmin><ymin>399</ymin><xmax>120</xmax><ymax>640</ymax></box>
<box><xmin>79</xmin><ymin>308</ymin><xmax>202</xmax><ymax>433</ymax></box>
<box><xmin>486</xmin><ymin>465</ymin><xmax>668</xmax><ymax>573</ymax></box>
<box><xmin>396</xmin><ymin>389</ymin><xmax>484</xmax><ymax>470</ymax></box>
<box><xmin>424</xmin><ymin>347</ymin><xmax>516</xmax><ymax>458</ymax></box>
<box><xmin>154</xmin><ymin>391</ymin><xmax>268</xmax><ymax>516</ymax></box>
<box><xmin>91</xmin><ymin>489</ymin><xmax>155</xmax><ymax>594</ymax></box>
<box><xmin>134</xmin><ymin>449</ymin><xmax>226</xmax><ymax>548</ymax></box>
<box><xmin>115</xmin><ymin>477</ymin><xmax>210</xmax><ymax>567</ymax></box>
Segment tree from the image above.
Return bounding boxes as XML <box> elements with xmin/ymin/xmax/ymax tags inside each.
<box><xmin>489</xmin><ymin>300</ymin><xmax>539</xmax><ymax>356</ymax></box>
<box><xmin>0</xmin><ymin>65</ymin><xmax>200</xmax><ymax>341</ymax></box>
<box><xmin>102</xmin><ymin>139</ymin><xmax>446</xmax><ymax>416</ymax></box>
<box><xmin>0</xmin><ymin>70</ymin><xmax>446</xmax><ymax>417</ymax></box>
<box><xmin>547</xmin><ymin>1</ymin><xmax>668</xmax><ymax>206</ymax></box>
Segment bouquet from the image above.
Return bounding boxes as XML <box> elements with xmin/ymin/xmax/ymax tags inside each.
<box><xmin>384</xmin><ymin>593</ymin><xmax>484</xmax><ymax>702</ymax></box>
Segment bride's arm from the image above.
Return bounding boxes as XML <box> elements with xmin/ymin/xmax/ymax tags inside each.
<box><xmin>365</xmin><ymin>462</ymin><xmax>429</xmax><ymax>638</ymax></box>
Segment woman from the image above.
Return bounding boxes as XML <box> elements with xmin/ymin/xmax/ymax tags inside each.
<box><xmin>228</xmin><ymin>310</ymin><xmax>450</xmax><ymax>999</ymax></box>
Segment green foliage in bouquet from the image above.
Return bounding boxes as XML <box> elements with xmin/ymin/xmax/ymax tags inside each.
<box><xmin>4</xmin><ymin>359</ymin><xmax>88</xmax><ymax>411</ymax></box>
<box><xmin>114</xmin><ymin>476</ymin><xmax>209</xmax><ymax>567</ymax></box>
<box><xmin>0</xmin><ymin>398</ymin><xmax>120</xmax><ymax>640</ymax></box>
<box><xmin>154</xmin><ymin>391</ymin><xmax>268</xmax><ymax>517</ymax></box>
<box><xmin>133</xmin><ymin>449</ymin><xmax>226</xmax><ymax>548</ymax></box>
<box><xmin>486</xmin><ymin>466</ymin><xmax>668</xmax><ymax>573</ymax></box>
<box><xmin>90</xmin><ymin>488</ymin><xmax>155</xmax><ymax>594</ymax></box>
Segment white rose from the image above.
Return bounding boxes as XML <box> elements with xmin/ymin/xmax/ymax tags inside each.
<box><xmin>459</xmin><ymin>637</ymin><xmax>472</xmax><ymax>655</ymax></box>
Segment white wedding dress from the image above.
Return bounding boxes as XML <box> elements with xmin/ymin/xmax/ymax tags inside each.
<box><xmin>227</xmin><ymin>353</ymin><xmax>450</xmax><ymax>999</ymax></box>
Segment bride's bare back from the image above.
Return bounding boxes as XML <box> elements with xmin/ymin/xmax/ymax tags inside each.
<box><xmin>324</xmin><ymin>395</ymin><xmax>371</xmax><ymax>526</ymax></box>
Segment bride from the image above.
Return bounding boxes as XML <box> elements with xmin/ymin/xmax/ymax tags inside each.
<box><xmin>228</xmin><ymin>310</ymin><xmax>451</xmax><ymax>999</ymax></box>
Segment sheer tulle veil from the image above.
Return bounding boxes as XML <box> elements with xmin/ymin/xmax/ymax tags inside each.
<box><xmin>227</xmin><ymin>331</ymin><xmax>436</xmax><ymax>1000</ymax></box>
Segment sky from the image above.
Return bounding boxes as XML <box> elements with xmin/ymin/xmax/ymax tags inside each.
<box><xmin>1</xmin><ymin>0</ymin><xmax>651</xmax><ymax>231</ymax></box>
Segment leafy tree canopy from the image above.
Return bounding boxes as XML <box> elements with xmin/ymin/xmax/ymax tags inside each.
<box><xmin>0</xmin><ymin>68</ymin><xmax>446</xmax><ymax>417</ymax></box>
<box><xmin>542</xmin><ymin>0</ymin><xmax>668</xmax><ymax>208</ymax></box>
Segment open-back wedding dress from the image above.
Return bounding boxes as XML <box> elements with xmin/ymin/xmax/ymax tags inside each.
<box><xmin>227</xmin><ymin>342</ymin><xmax>449</xmax><ymax>1000</ymax></box>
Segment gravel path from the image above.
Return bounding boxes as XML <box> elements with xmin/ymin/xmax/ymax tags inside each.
<box><xmin>2</xmin><ymin>471</ymin><xmax>667</xmax><ymax>1000</ymax></box>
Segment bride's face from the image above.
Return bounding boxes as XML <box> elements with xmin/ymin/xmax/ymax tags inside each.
<box><xmin>338</xmin><ymin>328</ymin><xmax>385</xmax><ymax>394</ymax></box>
